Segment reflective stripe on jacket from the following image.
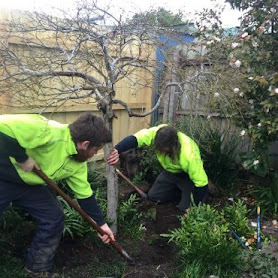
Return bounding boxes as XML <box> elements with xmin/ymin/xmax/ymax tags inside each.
<box><xmin>134</xmin><ymin>124</ymin><xmax>208</xmax><ymax>187</ymax></box>
<box><xmin>0</xmin><ymin>114</ymin><xmax>93</xmax><ymax>199</ymax></box>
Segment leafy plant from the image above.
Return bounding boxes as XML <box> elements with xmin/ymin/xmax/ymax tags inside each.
<box><xmin>132</xmin><ymin>171</ymin><xmax>146</xmax><ymax>184</ymax></box>
<box><xmin>172</xmin><ymin>260</ymin><xmax>206</xmax><ymax>278</ymax></box>
<box><xmin>0</xmin><ymin>253</ymin><xmax>29</xmax><ymax>278</ymax></box>
<box><xmin>241</xmin><ymin>247</ymin><xmax>278</xmax><ymax>277</ymax></box>
<box><xmin>250</xmin><ymin>171</ymin><xmax>278</xmax><ymax>215</ymax></box>
<box><xmin>0</xmin><ymin>204</ymin><xmax>25</xmax><ymax>232</ymax></box>
<box><xmin>162</xmin><ymin>203</ymin><xmax>242</xmax><ymax>277</ymax></box>
<box><xmin>133</xmin><ymin>146</ymin><xmax>162</xmax><ymax>184</ymax></box>
<box><xmin>118</xmin><ymin>194</ymin><xmax>144</xmax><ymax>240</ymax></box>
<box><xmin>58</xmin><ymin>196</ymin><xmax>93</xmax><ymax>239</ymax></box>
<box><xmin>221</xmin><ymin>199</ymin><xmax>251</xmax><ymax>237</ymax></box>
<box><xmin>176</xmin><ymin>116</ymin><xmax>244</xmax><ymax>189</ymax></box>
<box><xmin>87</xmin><ymin>161</ymin><xmax>107</xmax><ymax>191</ymax></box>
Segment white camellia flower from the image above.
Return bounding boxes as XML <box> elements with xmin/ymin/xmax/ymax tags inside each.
<box><xmin>275</xmin><ymin>88</ymin><xmax>278</xmax><ymax>94</ymax></box>
<box><xmin>270</xmin><ymin>8</ymin><xmax>276</xmax><ymax>13</ymax></box>
<box><xmin>214</xmin><ymin>92</ymin><xmax>220</xmax><ymax>97</ymax></box>
<box><xmin>233</xmin><ymin>88</ymin><xmax>240</xmax><ymax>93</ymax></box>
<box><xmin>253</xmin><ymin>160</ymin><xmax>259</xmax><ymax>165</ymax></box>
<box><xmin>239</xmin><ymin>92</ymin><xmax>244</xmax><ymax>97</ymax></box>
<box><xmin>257</xmin><ymin>123</ymin><xmax>262</xmax><ymax>127</ymax></box>
<box><xmin>235</xmin><ymin>60</ymin><xmax>241</xmax><ymax>68</ymax></box>
<box><xmin>252</xmin><ymin>41</ymin><xmax>259</xmax><ymax>48</ymax></box>
<box><xmin>241</xmin><ymin>32</ymin><xmax>249</xmax><ymax>39</ymax></box>
<box><xmin>240</xmin><ymin>130</ymin><xmax>246</xmax><ymax>136</ymax></box>
<box><xmin>207</xmin><ymin>40</ymin><xmax>214</xmax><ymax>45</ymax></box>
<box><xmin>248</xmin><ymin>77</ymin><xmax>254</xmax><ymax>80</ymax></box>
<box><xmin>231</xmin><ymin>42</ymin><xmax>240</xmax><ymax>49</ymax></box>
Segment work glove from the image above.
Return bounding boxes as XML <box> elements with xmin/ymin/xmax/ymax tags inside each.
<box><xmin>16</xmin><ymin>156</ymin><xmax>40</xmax><ymax>172</ymax></box>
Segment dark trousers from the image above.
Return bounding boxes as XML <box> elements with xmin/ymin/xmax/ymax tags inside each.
<box><xmin>147</xmin><ymin>170</ymin><xmax>208</xmax><ymax>212</ymax></box>
<box><xmin>0</xmin><ymin>179</ymin><xmax>64</xmax><ymax>272</ymax></box>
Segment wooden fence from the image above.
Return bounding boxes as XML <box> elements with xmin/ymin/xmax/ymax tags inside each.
<box><xmin>0</xmin><ymin>8</ymin><xmax>154</xmax><ymax>159</ymax></box>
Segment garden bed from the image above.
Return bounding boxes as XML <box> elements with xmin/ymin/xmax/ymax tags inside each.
<box><xmin>1</xmin><ymin>187</ymin><xmax>278</xmax><ymax>278</ymax></box>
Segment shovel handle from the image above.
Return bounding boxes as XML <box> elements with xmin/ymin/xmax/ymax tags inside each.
<box><xmin>33</xmin><ymin>168</ymin><xmax>134</xmax><ymax>264</ymax></box>
<box><xmin>115</xmin><ymin>168</ymin><xmax>147</xmax><ymax>199</ymax></box>
<box><xmin>257</xmin><ymin>206</ymin><xmax>261</xmax><ymax>250</ymax></box>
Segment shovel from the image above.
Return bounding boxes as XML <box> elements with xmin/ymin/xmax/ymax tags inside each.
<box><xmin>229</xmin><ymin>226</ymin><xmax>248</xmax><ymax>249</ymax></box>
<box><xmin>33</xmin><ymin>168</ymin><xmax>135</xmax><ymax>265</ymax></box>
<box><xmin>257</xmin><ymin>206</ymin><xmax>261</xmax><ymax>250</ymax></box>
<box><xmin>115</xmin><ymin>168</ymin><xmax>147</xmax><ymax>200</ymax></box>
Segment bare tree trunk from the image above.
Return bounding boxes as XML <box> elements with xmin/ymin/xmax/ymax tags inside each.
<box><xmin>103</xmin><ymin>110</ymin><xmax>118</xmax><ymax>234</ymax></box>
<box><xmin>168</xmin><ymin>86</ymin><xmax>179</xmax><ymax>123</ymax></box>
<box><xmin>163</xmin><ymin>49</ymin><xmax>180</xmax><ymax>123</ymax></box>
<box><xmin>162</xmin><ymin>87</ymin><xmax>170</xmax><ymax>123</ymax></box>
<box><xmin>104</xmin><ymin>144</ymin><xmax>118</xmax><ymax>233</ymax></box>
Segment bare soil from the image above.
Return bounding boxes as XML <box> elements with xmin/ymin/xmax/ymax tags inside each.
<box><xmin>54</xmin><ymin>199</ymin><xmax>180</xmax><ymax>278</ymax></box>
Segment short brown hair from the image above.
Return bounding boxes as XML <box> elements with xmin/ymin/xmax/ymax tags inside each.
<box><xmin>69</xmin><ymin>113</ymin><xmax>112</xmax><ymax>147</ymax></box>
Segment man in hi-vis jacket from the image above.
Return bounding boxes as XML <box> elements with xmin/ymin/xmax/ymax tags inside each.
<box><xmin>108</xmin><ymin>124</ymin><xmax>208</xmax><ymax>212</ymax></box>
<box><xmin>0</xmin><ymin>113</ymin><xmax>114</xmax><ymax>278</ymax></box>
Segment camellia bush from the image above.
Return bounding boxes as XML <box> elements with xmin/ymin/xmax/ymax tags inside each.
<box><xmin>193</xmin><ymin>0</ymin><xmax>278</xmax><ymax>212</ymax></box>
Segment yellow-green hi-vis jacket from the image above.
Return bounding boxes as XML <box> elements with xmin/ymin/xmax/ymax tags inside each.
<box><xmin>134</xmin><ymin>124</ymin><xmax>208</xmax><ymax>187</ymax></box>
<box><xmin>0</xmin><ymin>114</ymin><xmax>93</xmax><ymax>199</ymax></box>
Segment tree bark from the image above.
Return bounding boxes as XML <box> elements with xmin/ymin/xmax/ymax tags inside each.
<box><xmin>103</xmin><ymin>109</ymin><xmax>118</xmax><ymax>234</ymax></box>
<box><xmin>162</xmin><ymin>49</ymin><xmax>180</xmax><ymax>123</ymax></box>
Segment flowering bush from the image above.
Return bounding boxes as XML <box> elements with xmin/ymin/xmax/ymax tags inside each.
<box><xmin>197</xmin><ymin>0</ymin><xmax>278</xmax><ymax>179</ymax></box>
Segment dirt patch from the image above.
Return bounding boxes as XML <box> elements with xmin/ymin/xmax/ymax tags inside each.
<box><xmin>53</xmin><ymin>200</ymin><xmax>180</xmax><ymax>278</ymax></box>
<box><xmin>121</xmin><ymin>201</ymin><xmax>180</xmax><ymax>278</ymax></box>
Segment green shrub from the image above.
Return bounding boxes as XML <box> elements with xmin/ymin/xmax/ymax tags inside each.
<box><xmin>118</xmin><ymin>194</ymin><xmax>144</xmax><ymax>240</ymax></box>
<box><xmin>250</xmin><ymin>171</ymin><xmax>278</xmax><ymax>215</ymax></box>
<box><xmin>241</xmin><ymin>247</ymin><xmax>278</xmax><ymax>277</ymax></box>
<box><xmin>162</xmin><ymin>203</ymin><xmax>242</xmax><ymax>277</ymax></box>
<box><xmin>87</xmin><ymin>161</ymin><xmax>107</xmax><ymax>191</ymax></box>
<box><xmin>0</xmin><ymin>204</ymin><xmax>25</xmax><ymax>232</ymax></box>
<box><xmin>172</xmin><ymin>260</ymin><xmax>206</xmax><ymax>278</ymax></box>
<box><xmin>221</xmin><ymin>199</ymin><xmax>251</xmax><ymax>237</ymax></box>
<box><xmin>133</xmin><ymin>146</ymin><xmax>162</xmax><ymax>184</ymax></box>
<box><xmin>0</xmin><ymin>253</ymin><xmax>27</xmax><ymax>278</ymax></box>
<box><xmin>176</xmin><ymin>116</ymin><xmax>244</xmax><ymax>190</ymax></box>
<box><xmin>58</xmin><ymin>196</ymin><xmax>94</xmax><ymax>239</ymax></box>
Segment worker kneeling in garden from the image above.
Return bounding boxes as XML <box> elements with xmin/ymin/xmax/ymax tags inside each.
<box><xmin>0</xmin><ymin>113</ymin><xmax>115</xmax><ymax>278</ymax></box>
<box><xmin>108</xmin><ymin>124</ymin><xmax>208</xmax><ymax>212</ymax></box>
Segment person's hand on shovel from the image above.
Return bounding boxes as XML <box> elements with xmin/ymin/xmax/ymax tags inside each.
<box><xmin>17</xmin><ymin>156</ymin><xmax>40</xmax><ymax>172</ymax></box>
<box><xmin>99</xmin><ymin>223</ymin><xmax>115</xmax><ymax>244</ymax></box>
<box><xmin>107</xmin><ymin>149</ymin><xmax>119</xmax><ymax>165</ymax></box>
